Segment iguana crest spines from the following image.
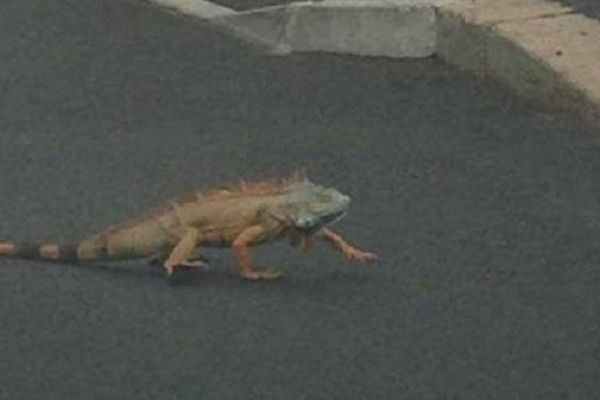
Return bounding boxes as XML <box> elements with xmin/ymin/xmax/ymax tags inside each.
<box><xmin>173</xmin><ymin>169</ymin><xmax>310</xmax><ymax>205</ymax></box>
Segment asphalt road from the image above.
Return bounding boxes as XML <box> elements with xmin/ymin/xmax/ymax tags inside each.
<box><xmin>1</xmin><ymin>0</ymin><xmax>600</xmax><ymax>399</ymax></box>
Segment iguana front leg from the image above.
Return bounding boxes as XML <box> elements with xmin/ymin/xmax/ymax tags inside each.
<box><xmin>319</xmin><ymin>228</ymin><xmax>378</xmax><ymax>263</ymax></box>
<box><xmin>163</xmin><ymin>228</ymin><xmax>207</xmax><ymax>276</ymax></box>
<box><xmin>233</xmin><ymin>225</ymin><xmax>283</xmax><ymax>281</ymax></box>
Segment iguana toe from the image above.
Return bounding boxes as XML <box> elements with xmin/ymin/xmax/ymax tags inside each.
<box><xmin>163</xmin><ymin>260</ymin><xmax>209</xmax><ymax>277</ymax></box>
<box><xmin>241</xmin><ymin>269</ymin><xmax>283</xmax><ymax>281</ymax></box>
<box><xmin>357</xmin><ymin>251</ymin><xmax>378</xmax><ymax>263</ymax></box>
<box><xmin>346</xmin><ymin>249</ymin><xmax>378</xmax><ymax>263</ymax></box>
<box><xmin>179</xmin><ymin>259</ymin><xmax>209</xmax><ymax>269</ymax></box>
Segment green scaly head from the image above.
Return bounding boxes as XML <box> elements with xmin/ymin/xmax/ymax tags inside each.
<box><xmin>274</xmin><ymin>179</ymin><xmax>351</xmax><ymax>234</ymax></box>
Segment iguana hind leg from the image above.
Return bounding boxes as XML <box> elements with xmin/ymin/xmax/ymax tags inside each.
<box><xmin>232</xmin><ymin>225</ymin><xmax>282</xmax><ymax>281</ymax></box>
<box><xmin>163</xmin><ymin>228</ymin><xmax>207</xmax><ymax>276</ymax></box>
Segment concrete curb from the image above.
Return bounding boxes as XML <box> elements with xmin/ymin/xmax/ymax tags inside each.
<box><xmin>146</xmin><ymin>0</ymin><xmax>600</xmax><ymax>119</ymax></box>
<box><xmin>147</xmin><ymin>0</ymin><xmax>234</xmax><ymax>18</ymax></box>
<box><xmin>216</xmin><ymin>1</ymin><xmax>441</xmax><ymax>57</ymax></box>
<box><xmin>216</xmin><ymin>5</ymin><xmax>294</xmax><ymax>55</ymax></box>
<box><xmin>438</xmin><ymin>0</ymin><xmax>600</xmax><ymax>119</ymax></box>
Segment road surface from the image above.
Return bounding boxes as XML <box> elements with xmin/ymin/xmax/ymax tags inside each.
<box><xmin>0</xmin><ymin>0</ymin><xmax>598</xmax><ymax>399</ymax></box>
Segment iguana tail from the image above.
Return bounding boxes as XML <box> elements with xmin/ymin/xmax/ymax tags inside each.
<box><xmin>0</xmin><ymin>237</ymin><xmax>108</xmax><ymax>263</ymax></box>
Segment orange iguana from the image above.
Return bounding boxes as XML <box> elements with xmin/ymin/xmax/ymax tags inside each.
<box><xmin>0</xmin><ymin>172</ymin><xmax>377</xmax><ymax>281</ymax></box>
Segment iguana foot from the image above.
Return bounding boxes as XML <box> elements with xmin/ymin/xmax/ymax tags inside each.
<box><xmin>354</xmin><ymin>251</ymin><xmax>379</xmax><ymax>262</ymax></box>
<box><xmin>179</xmin><ymin>259</ymin><xmax>209</xmax><ymax>269</ymax></box>
<box><xmin>152</xmin><ymin>255</ymin><xmax>209</xmax><ymax>266</ymax></box>
<box><xmin>164</xmin><ymin>259</ymin><xmax>209</xmax><ymax>276</ymax></box>
<box><xmin>345</xmin><ymin>248</ymin><xmax>378</xmax><ymax>263</ymax></box>
<box><xmin>241</xmin><ymin>269</ymin><xmax>283</xmax><ymax>281</ymax></box>
<box><xmin>319</xmin><ymin>228</ymin><xmax>378</xmax><ymax>264</ymax></box>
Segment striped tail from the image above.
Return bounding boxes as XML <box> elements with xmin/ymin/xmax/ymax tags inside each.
<box><xmin>0</xmin><ymin>238</ymin><xmax>107</xmax><ymax>263</ymax></box>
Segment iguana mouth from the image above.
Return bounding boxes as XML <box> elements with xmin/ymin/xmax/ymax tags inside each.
<box><xmin>295</xmin><ymin>213</ymin><xmax>343</xmax><ymax>234</ymax></box>
<box><xmin>322</xmin><ymin>210</ymin><xmax>346</xmax><ymax>225</ymax></box>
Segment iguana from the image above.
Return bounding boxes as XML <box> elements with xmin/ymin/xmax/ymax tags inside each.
<box><xmin>0</xmin><ymin>172</ymin><xmax>377</xmax><ymax>281</ymax></box>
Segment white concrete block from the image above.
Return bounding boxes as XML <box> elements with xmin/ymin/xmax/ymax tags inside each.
<box><xmin>149</xmin><ymin>0</ymin><xmax>234</xmax><ymax>19</ymax></box>
<box><xmin>286</xmin><ymin>2</ymin><xmax>438</xmax><ymax>58</ymax></box>
<box><xmin>215</xmin><ymin>6</ymin><xmax>293</xmax><ymax>54</ymax></box>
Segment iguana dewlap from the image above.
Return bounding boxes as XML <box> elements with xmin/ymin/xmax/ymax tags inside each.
<box><xmin>0</xmin><ymin>173</ymin><xmax>377</xmax><ymax>281</ymax></box>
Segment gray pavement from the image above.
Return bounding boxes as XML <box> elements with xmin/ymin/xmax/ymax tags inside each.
<box><xmin>1</xmin><ymin>0</ymin><xmax>600</xmax><ymax>399</ymax></box>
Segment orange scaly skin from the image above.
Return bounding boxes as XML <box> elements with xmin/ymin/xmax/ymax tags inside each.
<box><xmin>0</xmin><ymin>172</ymin><xmax>377</xmax><ymax>281</ymax></box>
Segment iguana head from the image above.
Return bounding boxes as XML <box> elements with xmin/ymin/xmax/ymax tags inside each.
<box><xmin>277</xmin><ymin>180</ymin><xmax>351</xmax><ymax>234</ymax></box>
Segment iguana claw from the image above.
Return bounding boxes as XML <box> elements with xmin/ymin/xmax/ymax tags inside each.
<box><xmin>164</xmin><ymin>259</ymin><xmax>209</xmax><ymax>276</ymax></box>
<box><xmin>241</xmin><ymin>269</ymin><xmax>283</xmax><ymax>281</ymax></box>
<box><xmin>348</xmin><ymin>250</ymin><xmax>378</xmax><ymax>263</ymax></box>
